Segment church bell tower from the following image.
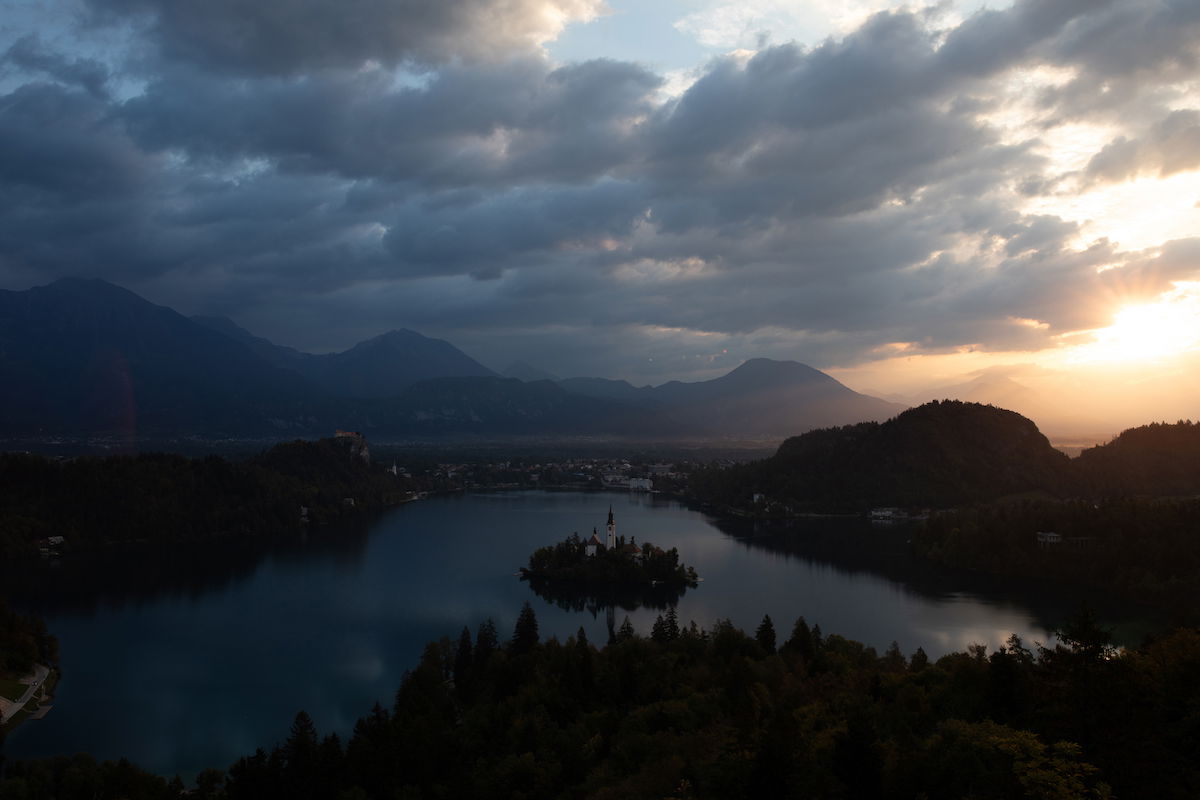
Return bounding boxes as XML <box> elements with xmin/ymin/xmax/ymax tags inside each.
<box><xmin>606</xmin><ymin>506</ymin><xmax>616</xmax><ymax>549</ymax></box>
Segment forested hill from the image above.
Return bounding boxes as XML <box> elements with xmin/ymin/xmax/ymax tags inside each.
<box><xmin>1075</xmin><ymin>420</ymin><xmax>1200</xmax><ymax>496</ymax></box>
<box><xmin>0</xmin><ymin>437</ymin><xmax>410</xmax><ymax>557</ymax></box>
<box><xmin>689</xmin><ymin>400</ymin><xmax>1075</xmax><ymax>513</ymax></box>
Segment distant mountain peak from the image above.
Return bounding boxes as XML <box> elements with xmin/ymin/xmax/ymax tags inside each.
<box><xmin>724</xmin><ymin>358</ymin><xmax>831</xmax><ymax>382</ymax></box>
<box><xmin>504</xmin><ymin>361</ymin><xmax>560</xmax><ymax>382</ymax></box>
<box><xmin>369</xmin><ymin>328</ymin><xmax>423</xmax><ymax>344</ymax></box>
<box><xmin>39</xmin><ymin>276</ymin><xmax>149</xmax><ymax>304</ymax></box>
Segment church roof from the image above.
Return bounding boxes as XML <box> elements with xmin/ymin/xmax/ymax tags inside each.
<box><xmin>588</xmin><ymin>533</ymin><xmax>603</xmax><ymax>545</ymax></box>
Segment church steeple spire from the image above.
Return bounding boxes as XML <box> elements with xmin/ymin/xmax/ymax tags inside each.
<box><xmin>606</xmin><ymin>506</ymin><xmax>615</xmax><ymax>549</ymax></box>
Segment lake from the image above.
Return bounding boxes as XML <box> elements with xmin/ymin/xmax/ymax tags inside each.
<box><xmin>1</xmin><ymin>490</ymin><xmax>1162</xmax><ymax>777</ymax></box>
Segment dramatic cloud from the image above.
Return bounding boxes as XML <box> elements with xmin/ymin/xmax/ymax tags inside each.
<box><xmin>2</xmin><ymin>0</ymin><xmax>1200</xmax><ymax>407</ymax></box>
<box><xmin>83</xmin><ymin>0</ymin><xmax>608</xmax><ymax>73</ymax></box>
<box><xmin>1085</xmin><ymin>110</ymin><xmax>1200</xmax><ymax>184</ymax></box>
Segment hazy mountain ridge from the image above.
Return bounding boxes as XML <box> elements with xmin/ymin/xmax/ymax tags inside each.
<box><xmin>2</xmin><ymin>279</ymin><xmax>903</xmax><ymax>442</ymax></box>
<box><xmin>503</xmin><ymin>361</ymin><xmax>560</xmax><ymax>382</ymax></box>
<box><xmin>560</xmin><ymin>358</ymin><xmax>905</xmax><ymax>438</ymax></box>
<box><xmin>0</xmin><ymin>279</ymin><xmax>325</xmax><ymax>437</ymax></box>
<box><xmin>192</xmin><ymin>316</ymin><xmax>497</xmax><ymax>398</ymax></box>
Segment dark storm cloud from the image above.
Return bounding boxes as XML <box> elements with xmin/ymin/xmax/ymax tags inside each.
<box><xmin>83</xmin><ymin>0</ymin><xmax>606</xmax><ymax>74</ymax></box>
<box><xmin>4</xmin><ymin>0</ymin><xmax>1200</xmax><ymax>381</ymax></box>
<box><xmin>3</xmin><ymin>34</ymin><xmax>110</xmax><ymax>96</ymax></box>
<box><xmin>382</xmin><ymin>180</ymin><xmax>647</xmax><ymax>277</ymax></box>
<box><xmin>0</xmin><ymin>76</ymin><xmax>388</xmax><ymax>289</ymax></box>
<box><xmin>0</xmin><ymin>80</ymin><xmax>169</xmax><ymax>280</ymax></box>
<box><xmin>120</xmin><ymin>57</ymin><xmax>661</xmax><ymax>188</ymax></box>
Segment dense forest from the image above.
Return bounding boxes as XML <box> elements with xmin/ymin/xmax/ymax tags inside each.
<box><xmin>916</xmin><ymin>497</ymin><xmax>1200</xmax><ymax>620</ymax></box>
<box><xmin>0</xmin><ymin>437</ymin><xmax>413</xmax><ymax>557</ymax></box>
<box><xmin>686</xmin><ymin>401</ymin><xmax>1075</xmax><ymax>513</ymax></box>
<box><xmin>0</xmin><ymin>599</ymin><xmax>57</xmax><ymax>678</ymax></box>
<box><xmin>684</xmin><ymin>407</ymin><xmax>1200</xmax><ymax>613</ymax></box>
<box><xmin>686</xmin><ymin>404</ymin><xmax>1200</xmax><ymax>515</ymax></box>
<box><xmin>1074</xmin><ymin>420</ymin><xmax>1200</xmax><ymax>497</ymax></box>
<box><xmin>2</xmin><ymin>606</ymin><xmax>1198</xmax><ymax>799</ymax></box>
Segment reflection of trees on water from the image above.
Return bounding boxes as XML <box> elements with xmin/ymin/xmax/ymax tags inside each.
<box><xmin>707</xmin><ymin>515</ymin><xmax>1162</xmax><ymax>647</ymax></box>
<box><xmin>523</xmin><ymin>574</ymin><xmax>687</xmax><ymax>615</ymax></box>
<box><xmin>523</xmin><ymin>574</ymin><xmax>688</xmax><ymax>640</ymax></box>
<box><xmin>710</xmin><ymin>516</ymin><xmax>933</xmax><ymax>586</ymax></box>
<box><xmin>0</xmin><ymin>518</ymin><xmax>373</xmax><ymax>616</ymax></box>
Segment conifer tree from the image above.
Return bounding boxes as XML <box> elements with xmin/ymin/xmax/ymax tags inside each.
<box><xmin>475</xmin><ymin>618</ymin><xmax>498</xmax><ymax>664</ymax></box>
<box><xmin>784</xmin><ymin>616</ymin><xmax>815</xmax><ymax>662</ymax></box>
<box><xmin>651</xmin><ymin>614</ymin><xmax>668</xmax><ymax>643</ymax></box>
<box><xmin>282</xmin><ymin>710</ymin><xmax>319</xmax><ymax>800</ymax></box>
<box><xmin>511</xmin><ymin>602</ymin><xmax>539</xmax><ymax>654</ymax></box>
<box><xmin>453</xmin><ymin>626</ymin><xmax>473</xmax><ymax>686</ymax></box>
<box><xmin>665</xmin><ymin>606</ymin><xmax>680</xmax><ymax>640</ymax></box>
<box><xmin>755</xmin><ymin>614</ymin><xmax>777</xmax><ymax>654</ymax></box>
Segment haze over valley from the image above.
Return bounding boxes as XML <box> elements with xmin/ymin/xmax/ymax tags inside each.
<box><xmin>3</xmin><ymin>1</ymin><xmax>1200</xmax><ymax>797</ymax></box>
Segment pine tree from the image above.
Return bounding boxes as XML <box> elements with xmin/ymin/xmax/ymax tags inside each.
<box><xmin>283</xmin><ymin>710</ymin><xmax>319</xmax><ymax>800</ymax></box>
<box><xmin>665</xmin><ymin>606</ymin><xmax>680</xmax><ymax>640</ymax></box>
<box><xmin>651</xmin><ymin>614</ymin><xmax>668</xmax><ymax>643</ymax></box>
<box><xmin>617</xmin><ymin>616</ymin><xmax>636</xmax><ymax>641</ymax></box>
<box><xmin>511</xmin><ymin>602</ymin><xmax>539</xmax><ymax>655</ymax></box>
<box><xmin>475</xmin><ymin>618</ymin><xmax>498</xmax><ymax>664</ymax></box>
<box><xmin>784</xmin><ymin>616</ymin><xmax>814</xmax><ymax>662</ymax></box>
<box><xmin>453</xmin><ymin>626</ymin><xmax>473</xmax><ymax>687</ymax></box>
<box><xmin>755</xmin><ymin>614</ymin><xmax>777</xmax><ymax>654</ymax></box>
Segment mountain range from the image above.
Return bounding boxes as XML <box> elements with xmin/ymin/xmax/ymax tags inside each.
<box><xmin>0</xmin><ymin>278</ymin><xmax>905</xmax><ymax>443</ymax></box>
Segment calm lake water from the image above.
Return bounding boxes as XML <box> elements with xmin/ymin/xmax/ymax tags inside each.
<box><xmin>2</xmin><ymin>490</ymin><xmax>1163</xmax><ymax>776</ymax></box>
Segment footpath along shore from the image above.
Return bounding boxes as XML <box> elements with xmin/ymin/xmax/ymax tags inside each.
<box><xmin>0</xmin><ymin>664</ymin><xmax>52</xmax><ymax>728</ymax></box>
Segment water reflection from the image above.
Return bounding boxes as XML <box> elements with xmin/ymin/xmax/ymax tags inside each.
<box><xmin>704</xmin><ymin>514</ymin><xmax>1160</xmax><ymax>650</ymax></box>
<box><xmin>0</xmin><ymin>517</ymin><xmax>373</xmax><ymax>616</ymax></box>
<box><xmin>0</xmin><ymin>491</ymin><xmax>1167</xmax><ymax>778</ymax></box>
<box><xmin>523</xmin><ymin>573</ymin><xmax>688</xmax><ymax>615</ymax></box>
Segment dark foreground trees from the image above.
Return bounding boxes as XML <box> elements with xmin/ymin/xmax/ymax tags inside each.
<box><xmin>4</xmin><ymin>608</ymin><xmax>1199</xmax><ymax>799</ymax></box>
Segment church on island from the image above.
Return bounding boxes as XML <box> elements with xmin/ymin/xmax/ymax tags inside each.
<box><xmin>521</xmin><ymin>507</ymin><xmax>699</xmax><ymax>589</ymax></box>
<box><xmin>585</xmin><ymin>507</ymin><xmax>619</xmax><ymax>557</ymax></box>
<box><xmin>584</xmin><ymin>507</ymin><xmax>655</xmax><ymax>561</ymax></box>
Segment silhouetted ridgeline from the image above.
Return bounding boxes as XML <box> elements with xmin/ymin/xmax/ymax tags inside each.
<box><xmin>1075</xmin><ymin>420</ymin><xmax>1200</xmax><ymax>497</ymax></box>
<box><xmin>0</xmin><ymin>278</ymin><xmax>901</xmax><ymax>442</ymax></box>
<box><xmin>689</xmin><ymin>404</ymin><xmax>1200</xmax><ymax>515</ymax></box>
<box><xmin>4</xmin><ymin>608</ymin><xmax>1200</xmax><ymax>798</ymax></box>
<box><xmin>688</xmin><ymin>401</ymin><xmax>1075</xmax><ymax>513</ymax></box>
<box><xmin>0</xmin><ymin>437</ymin><xmax>410</xmax><ymax>557</ymax></box>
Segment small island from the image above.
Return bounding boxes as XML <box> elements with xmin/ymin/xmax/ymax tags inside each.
<box><xmin>520</xmin><ymin>508</ymin><xmax>699</xmax><ymax>590</ymax></box>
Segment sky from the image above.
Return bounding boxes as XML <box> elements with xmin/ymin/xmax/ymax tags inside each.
<box><xmin>2</xmin><ymin>0</ymin><xmax>1199</xmax><ymax>437</ymax></box>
